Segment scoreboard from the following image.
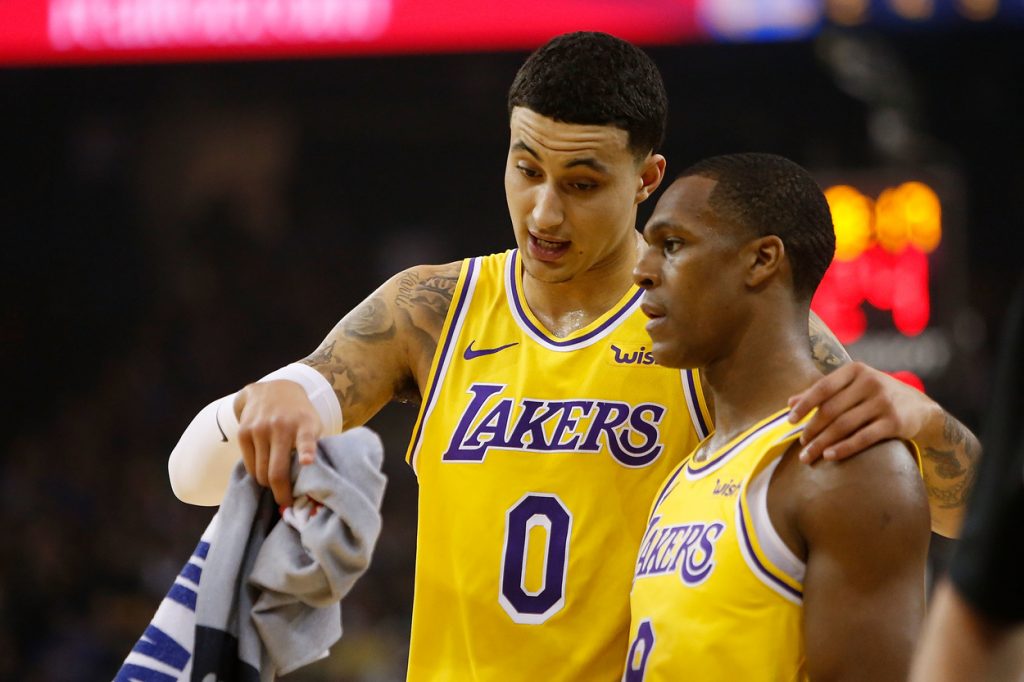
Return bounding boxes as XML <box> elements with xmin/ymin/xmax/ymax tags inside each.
<box><xmin>813</xmin><ymin>167</ymin><xmax>972</xmax><ymax>394</ymax></box>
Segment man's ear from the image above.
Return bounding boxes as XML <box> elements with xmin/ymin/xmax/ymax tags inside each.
<box><xmin>746</xmin><ymin>235</ymin><xmax>785</xmax><ymax>288</ymax></box>
<box><xmin>636</xmin><ymin>154</ymin><xmax>667</xmax><ymax>204</ymax></box>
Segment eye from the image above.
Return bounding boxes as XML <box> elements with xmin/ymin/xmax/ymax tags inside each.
<box><xmin>663</xmin><ymin>238</ymin><xmax>684</xmax><ymax>255</ymax></box>
<box><xmin>517</xmin><ymin>165</ymin><xmax>540</xmax><ymax>179</ymax></box>
<box><xmin>569</xmin><ymin>181</ymin><xmax>599</xmax><ymax>192</ymax></box>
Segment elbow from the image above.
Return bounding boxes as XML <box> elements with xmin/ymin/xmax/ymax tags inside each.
<box><xmin>168</xmin><ymin>449</ymin><xmax>223</xmax><ymax>507</ymax></box>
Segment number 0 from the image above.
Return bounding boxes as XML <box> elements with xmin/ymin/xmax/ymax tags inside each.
<box><xmin>499</xmin><ymin>493</ymin><xmax>572</xmax><ymax>624</ymax></box>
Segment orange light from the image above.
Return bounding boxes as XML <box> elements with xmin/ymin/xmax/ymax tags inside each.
<box><xmin>824</xmin><ymin>185</ymin><xmax>874</xmax><ymax>261</ymax></box>
<box><xmin>901</xmin><ymin>181</ymin><xmax>942</xmax><ymax>253</ymax></box>
<box><xmin>814</xmin><ymin>181</ymin><xmax>939</xmax><ymax>343</ymax></box>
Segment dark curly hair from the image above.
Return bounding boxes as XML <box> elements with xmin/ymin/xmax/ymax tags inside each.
<box><xmin>507</xmin><ymin>31</ymin><xmax>668</xmax><ymax>158</ymax></box>
<box><xmin>680</xmin><ymin>153</ymin><xmax>836</xmax><ymax>300</ymax></box>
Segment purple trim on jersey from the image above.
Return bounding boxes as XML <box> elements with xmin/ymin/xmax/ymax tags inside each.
<box><xmin>686</xmin><ymin>410</ymin><xmax>792</xmax><ymax>476</ymax></box>
<box><xmin>651</xmin><ymin>464</ymin><xmax>686</xmax><ymax>516</ymax></box>
<box><xmin>507</xmin><ymin>250</ymin><xmax>644</xmax><ymax>347</ymax></box>
<box><xmin>408</xmin><ymin>257</ymin><xmax>478</xmax><ymax>459</ymax></box>
<box><xmin>738</xmin><ymin>497</ymin><xmax>803</xmax><ymax>600</ymax></box>
<box><xmin>686</xmin><ymin>369</ymin><xmax>711</xmax><ymax>439</ymax></box>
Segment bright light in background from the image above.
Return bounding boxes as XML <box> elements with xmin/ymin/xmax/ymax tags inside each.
<box><xmin>812</xmin><ymin>182</ymin><xmax>941</xmax><ymax>346</ymax></box>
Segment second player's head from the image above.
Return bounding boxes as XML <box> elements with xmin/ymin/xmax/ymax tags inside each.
<box><xmin>505</xmin><ymin>32</ymin><xmax>669</xmax><ymax>285</ymax></box>
<box><xmin>635</xmin><ymin>152</ymin><xmax>836</xmax><ymax>369</ymax></box>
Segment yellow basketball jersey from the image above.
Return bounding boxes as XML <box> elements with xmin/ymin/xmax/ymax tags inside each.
<box><xmin>404</xmin><ymin>250</ymin><xmax>712</xmax><ymax>681</ymax></box>
<box><xmin>624</xmin><ymin>407</ymin><xmax>812</xmax><ymax>682</ymax></box>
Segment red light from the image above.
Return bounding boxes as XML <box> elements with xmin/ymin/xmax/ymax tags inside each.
<box><xmin>888</xmin><ymin>370</ymin><xmax>925</xmax><ymax>392</ymax></box>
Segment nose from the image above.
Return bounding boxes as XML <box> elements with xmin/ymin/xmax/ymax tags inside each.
<box><xmin>633</xmin><ymin>245</ymin><xmax>659</xmax><ymax>290</ymax></box>
<box><xmin>531</xmin><ymin>183</ymin><xmax>564</xmax><ymax>231</ymax></box>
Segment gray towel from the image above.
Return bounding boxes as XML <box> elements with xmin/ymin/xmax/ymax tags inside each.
<box><xmin>193</xmin><ymin>427</ymin><xmax>387</xmax><ymax>681</ymax></box>
<box><xmin>114</xmin><ymin>427</ymin><xmax>386</xmax><ymax>682</ymax></box>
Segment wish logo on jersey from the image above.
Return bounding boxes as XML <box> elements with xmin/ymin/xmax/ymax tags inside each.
<box><xmin>441</xmin><ymin>382</ymin><xmax>666</xmax><ymax>466</ymax></box>
<box><xmin>609</xmin><ymin>344</ymin><xmax>655</xmax><ymax>366</ymax></box>
<box><xmin>634</xmin><ymin>515</ymin><xmax>726</xmax><ymax>586</ymax></box>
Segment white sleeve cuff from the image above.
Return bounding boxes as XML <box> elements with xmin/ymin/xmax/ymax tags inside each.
<box><xmin>259</xmin><ymin>362</ymin><xmax>344</xmax><ymax>435</ymax></box>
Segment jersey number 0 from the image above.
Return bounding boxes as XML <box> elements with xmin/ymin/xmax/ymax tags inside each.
<box><xmin>499</xmin><ymin>493</ymin><xmax>573</xmax><ymax>624</ymax></box>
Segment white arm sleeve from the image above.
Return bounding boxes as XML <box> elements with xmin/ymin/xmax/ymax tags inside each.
<box><xmin>167</xmin><ymin>363</ymin><xmax>343</xmax><ymax>506</ymax></box>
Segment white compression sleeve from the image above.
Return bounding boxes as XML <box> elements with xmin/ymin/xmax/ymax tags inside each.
<box><xmin>167</xmin><ymin>364</ymin><xmax>342</xmax><ymax>506</ymax></box>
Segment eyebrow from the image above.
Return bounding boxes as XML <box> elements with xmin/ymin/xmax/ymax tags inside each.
<box><xmin>511</xmin><ymin>140</ymin><xmax>610</xmax><ymax>174</ymax></box>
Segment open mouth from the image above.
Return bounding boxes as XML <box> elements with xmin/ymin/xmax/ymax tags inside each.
<box><xmin>528</xmin><ymin>233</ymin><xmax>571</xmax><ymax>261</ymax></box>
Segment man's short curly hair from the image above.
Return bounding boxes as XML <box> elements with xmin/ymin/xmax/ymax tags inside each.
<box><xmin>681</xmin><ymin>153</ymin><xmax>836</xmax><ymax>300</ymax></box>
<box><xmin>507</xmin><ymin>31</ymin><xmax>668</xmax><ymax>158</ymax></box>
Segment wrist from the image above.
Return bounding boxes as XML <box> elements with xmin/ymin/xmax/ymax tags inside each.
<box><xmin>259</xmin><ymin>363</ymin><xmax>344</xmax><ymax>434</ymax></box>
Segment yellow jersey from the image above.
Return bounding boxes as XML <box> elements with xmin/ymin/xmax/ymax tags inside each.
<box><xmin>624</xmin><ymin>407</ymin><xmax>812</xmax><ymax>682</ymax></box>
<box><xmin>404</xmin><ymin>250</ymin><xmax>712</xmax><ymax>681</ymax></box>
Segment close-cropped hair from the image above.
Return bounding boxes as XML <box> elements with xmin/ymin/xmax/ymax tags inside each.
<box><xmin>507</xmin><ymin>31</ymin><xmax>668</xmax><ymax>158</ymax></box>
<box><xmin>681</xmin><ymin>153</ymin><xmax>836</xmax><ymax>299</ymax></box>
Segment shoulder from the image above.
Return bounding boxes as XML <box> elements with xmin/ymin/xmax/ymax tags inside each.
<box><xmin>796</xmin><ymin>439</ymin><xmax>929</xmax><ymax>542</ymax></box>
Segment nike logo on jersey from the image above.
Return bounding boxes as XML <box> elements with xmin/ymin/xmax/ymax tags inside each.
<box><xmin>215</xmin><ymin>405</ymin><xmax>229</xmax><ymax>442</ymax></box>
<box><xmin>463</xmin><ymin>340</ymin><xmax>519</xmax><ymax>360</ymax></box>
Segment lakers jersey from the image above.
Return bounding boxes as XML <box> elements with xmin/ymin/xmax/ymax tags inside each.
<box><xmin>624</xmin><ymin>408</ymin><xmax>812</xmax><ymax>682</ymax></box>
<box><xmin>404</xmin><ymin>250</ymin><xmax>712</xmax><ymax>681</ymax></box>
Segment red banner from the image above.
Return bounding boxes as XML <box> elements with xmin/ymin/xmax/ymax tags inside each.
<box><xmin>0</xmin><ymin>0</ymin><xmax>702</xmax><ymax>66</ymax></box>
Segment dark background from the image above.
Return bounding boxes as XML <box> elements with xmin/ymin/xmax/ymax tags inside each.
<box><xmin>1</xmin><ymin>25</ymin><xmax>1021</xmax><ymax>680</ymax></box>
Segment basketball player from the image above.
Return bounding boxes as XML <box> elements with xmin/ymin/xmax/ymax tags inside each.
<box><xmin>624</xmin><ymin>154</ymin><xmax>930</xmax><ymax>681</ymax></box>
<box><xmin>169</xmin><ymin>33</ymin><xmax>975</xmax><ymax>680</ymax></box>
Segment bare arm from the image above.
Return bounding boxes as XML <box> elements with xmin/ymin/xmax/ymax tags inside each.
<box><xmin>799</xmin><ymin>312</ymin><xmax>981</xmax><ymax>537</ymax></box>
<box><xmin>796</xmin><ymin>440</ymin><xmax>931</xmax><ymax>681</ymax></box>
<box><xmin>297</xmin><ymin>262</ymin><xmax>462</xmax><ymax>428</ymax></box>
<box><xmin>231</xmin><ymin>261</ymin><xmax>461</xmax><ymax>504</ymax></box>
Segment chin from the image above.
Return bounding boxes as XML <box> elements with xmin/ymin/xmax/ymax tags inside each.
<box><xmin>651</xmin><ymin>346</ymin><xmax>696</xmax><ymax>370</ymax></box>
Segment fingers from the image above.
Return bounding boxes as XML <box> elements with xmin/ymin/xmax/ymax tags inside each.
<box><xmin>799</xmin><ymin>401</ymin><xmax>885</xmax><ymax>463</ymax></box>
<box><xmin>788</xmin><ymin>363</ymin><xmax>857</xmax><ymax>422</ymax></box>
<box><xmin>269</xmin><ymin>426</ymin><xmax>295</xmax><ymax>507</ymax></box>
<box><xmin>296</xmin><ymin>422</ymin><xmax>319</xmax><ymax>466</ymax></box>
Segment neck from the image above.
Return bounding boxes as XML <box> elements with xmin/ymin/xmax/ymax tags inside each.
<box><xmin>522</xmin><ymin>231</ymin><xmax>643</xmax><ymax>337</ymax></box>
<box><xmin>702</xmin><ymin>310</ymin><xmax>822</xmax><ymax>448</ymax></box>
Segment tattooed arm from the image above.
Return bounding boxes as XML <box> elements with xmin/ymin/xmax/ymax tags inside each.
<box><xmin>224</xmin><ymin>262</ymin><xmax>461</xmax><ymax>504</ymax></box>
<box><xmin>790</xmin><ymin>311</ymin><xmax>980</xmax><ymax>538</ymax></box>
<box><xmin>299</xmin><ymin>262</ymin><xmax>461</xmax><ymax>428</ymax></box>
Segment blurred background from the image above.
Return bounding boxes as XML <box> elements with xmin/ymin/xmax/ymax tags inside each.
<box><xmin>1</xmin><ymin>0</ymin><xmax>1021</xmax><ymax>679</ymax></box>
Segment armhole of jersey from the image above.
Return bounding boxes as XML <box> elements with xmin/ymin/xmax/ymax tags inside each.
<box><xmin>681</xmin><ymin>369</ymin><xmax>713</xmax><ymax>440</ymax></box>
<box><xmin>903</xmin><ymin>438</ymin><xmax>924</xmax><ymax>477</ymax></box>
<box><xmin>404</xmin><ymin>257</ymin><xmax>481</xmax><ymax>473</ymax></box>
<box><xmin>736</xmin><ymin>449</ymin><xmax>806</xmax><ymax>605</ymax></box>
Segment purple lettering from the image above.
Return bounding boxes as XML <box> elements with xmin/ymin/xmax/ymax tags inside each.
<box><xmin>442</xmin><ymin>383</ymin><xmax>505</xmax><ymax>461</ymax></box>
<box><xmin>549</xmin><ymin>400</ymin><xmax>594</xmax><ymax>450</ymax></box>
<box><xmin>610</xmin><ymin>404</ymin><xmax>665</xmax><ymax>467</ymax></box>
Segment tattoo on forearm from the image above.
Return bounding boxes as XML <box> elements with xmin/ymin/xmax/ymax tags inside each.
<box><xmin>922</xmin><ymin>413</ymin><xmax>982</xmax><ymax>509</ymax></box>
<box><xmin>808</xmin><ymin>318</ymin><xmax>851</xmax><ymax>375</ymax></box>
<box><xmin>301</xmin><ymin>340</ymin><xmax>363</xmax><ymax>410</ymax></box>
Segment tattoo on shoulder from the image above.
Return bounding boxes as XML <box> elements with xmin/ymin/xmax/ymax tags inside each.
<box><xmin>395</xmin><ymin>269</ymin><xmax>458</xmax><ymax>323</ymax></box>
<box><xmin>808</xmin><ymin>316</ymin><xmax>851</xmax><ymax>375</ymax></box>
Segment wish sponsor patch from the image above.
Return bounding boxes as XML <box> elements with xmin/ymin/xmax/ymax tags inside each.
<box><xmin>605</xmin><ymin>342</ymin><xmax>657</xmax><ymax>368</ymax></box>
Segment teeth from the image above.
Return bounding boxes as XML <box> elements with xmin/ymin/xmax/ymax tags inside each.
<box><xmin>536</xmin><ymin>237</ymin><xmax>564</xmax><ymax>249</ymax></box>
